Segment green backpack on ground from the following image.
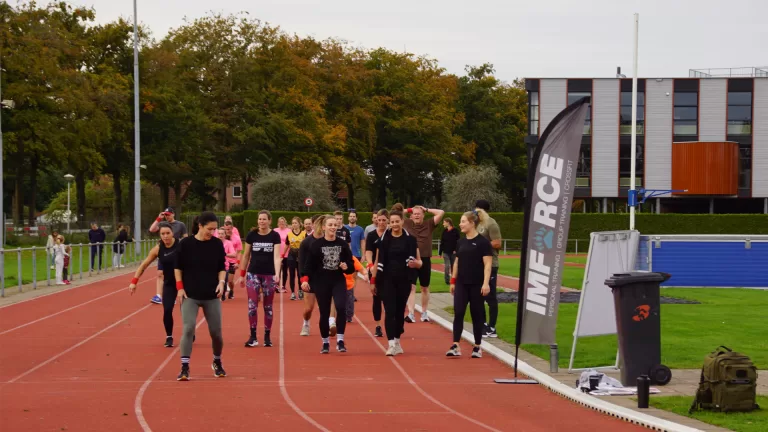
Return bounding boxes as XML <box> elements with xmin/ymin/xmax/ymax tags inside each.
<box><xmin>689</xmin><ymin>346</ymin><xmax>759</xmax><ymax>414</ymax></box>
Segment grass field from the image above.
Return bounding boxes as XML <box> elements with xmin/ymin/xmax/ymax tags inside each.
<box><xmin>446</xmin><ymin>288</ymin><xmax>767</xmax><ymax>370</ymax></box>
<box><xmin>648</xmin><ymin>395</ymin><xmax>767</xmax><ymax>432</ymax></box>
<box><xmin>432</xmin><ymin>255</ymin><xmax>586</xmax><ymax>289</ymax></box>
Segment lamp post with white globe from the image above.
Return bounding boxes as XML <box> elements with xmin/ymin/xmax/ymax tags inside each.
<box><xmin>64</xmin><ymin>174</ymin><xmax>74</xmax><ymax>233</ymax></box>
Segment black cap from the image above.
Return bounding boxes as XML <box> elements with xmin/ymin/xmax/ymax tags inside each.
<box><xmin>475</xmin><ymin>200</ymin><xmax>490</xmax><ymax>212</ymax></box>
<box><xmin>163</xmin><ymin>207</ymin><xmax>175</xmax><ymax>214</ymax></box>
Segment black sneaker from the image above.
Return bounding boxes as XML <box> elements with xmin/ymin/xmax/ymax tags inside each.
<box><xmin>245</xmin><ymin>336</ymin><xmax>259</xmax><ymax>347</ymax></box>
<box><xmin>177</xmin><ymin>364</ymin><xmax>190</xmax><ymax>381</ymax></box>
<box><xmin>164</xmin><ymin>336</ymin><xmax>173</xmax><ymax>347</ymax></box>
<box><xmin>321</xmin><ymin>342</ymin><xmax>330</xmax><ymax>354</ymax></box>
<box><xmin>264</xmin><ymin>331</ymin><xmax>273</xmax><ymax>347</ymax></box>
<box><xmin>212</xmin><ymin>360</ymin><xmax>227</xmax><ymax>377</ymax></box>
<box><xmin>337</xmin><ymin>340</ymin><xmax>347</xmax><ymax>352</ymax></box>
<box><xmin>482</xmin><ymin>324</ymin><xmax>497</xmax><ymax>338</ymax></box>
<box><xmin>375</xmin><ymin>326</ymin><xmax>383</xmax><ymax>337</ymax></box>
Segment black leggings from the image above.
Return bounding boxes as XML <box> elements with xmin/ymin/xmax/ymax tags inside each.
<box><xmin>484</xmin><ymin>267</ymin><xmax>499</xmax><ymax>327</ymax></box>
<box><xmin>280</xmin><ymin>258</ymin><xmax>288</xmax><ymax>289</ymax></box>
<box><xmin>315</xmin><ymin>280</ymin><xmax>347</xmax><ymax>338</ymax></box>
<box><xmin>453</xmin><ymin>281</ymin><xmax>485</xmax><ymax>345</ymax></box>
<box><xmin>287</xmin><ymin>257</ymin><xmax>298</xmax><ymax>293</ymax></box>
<box><xmin>373</xmin><ymin>293</ymin><xmax>383</xmax><ymax>321</ymax></box>
<box><xmin>381</xmin><ymin>273</ymin><xmax>411</xmax><ymax>340</ymax></box>
<box><xmin>162</xmin><ymin>284</ymin><xmax>177</xmax><ymax>337</ymax></box>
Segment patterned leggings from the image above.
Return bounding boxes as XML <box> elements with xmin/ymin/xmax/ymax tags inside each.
<box><xmin>246</xmin><ymin>273</ymin><xmax>277</xmax><ymax>331</ymax></box>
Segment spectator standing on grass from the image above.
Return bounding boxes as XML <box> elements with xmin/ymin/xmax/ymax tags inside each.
<box><xmin>148</xmin><ymin>207</ymin><xmax>188</xmax><ymax>305</ymax></box>
<box><xmin>438</xmin><ymin>218</ymin><xmax>459</xmax><ymax>285</ymax></box>
<box><xmin>88</xmin><ymin>222</ymin><xmax>106</xmax><ymax>272</ymax></box>
<box><xmin>112</xmin><ymin>224</ymin><xmax>128</xmax><ymax>269</ymax></box>
<box><xmin>475</xmin><ymin>200</ymin><xmax>502</xmax><ymax>338</ymax></box>
<box><xmin>46</xmin><ymin>229</ymin><xmax>59</xmax><ymax>270</ymax></box>
<box><xmin>401</xmin><ymin>204</ymin><xmax>445</xmax><ymax>323</ymax></box>
<box><xmin>446</xmin><ymin>211</ymin><xmax>492</xmax><ymax>358</ymax></box>
<box><xmin>53</xmin><ymin>234</ymin><xmax>69</xmax><ymax>285</ymax></box>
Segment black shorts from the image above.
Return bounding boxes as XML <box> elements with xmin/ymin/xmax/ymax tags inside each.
<box><xmin>412</xmin><ymin>257</ymin><xmax>431</xmax><ymax>288</ymax></box>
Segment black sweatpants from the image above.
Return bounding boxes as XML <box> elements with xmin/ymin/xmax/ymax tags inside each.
<box><xmin>484</xmin><ymin>267</ymin><xmax>499</xmax><ymax>327</ymax></box>
<box><xmin>453</xmin><ymin>281</ymin><xmax>485</xmax><ymax>345</ymax></box>
<box><xmin>287</xmin><ymin>257</ymin><xmax>298</xmax><ymax>293</ymax></box>
<box><xmin>381</xmin><ymin>273</ymin><xmax>411</xmax><ymax>341</ymax></box>
<box><xmin>315</xmin><ymin>280</ymin><xmax>347</xmax><ymax>338</ymax></box>
<box><xmin>280</xmin><ymin>258</ymin><xmax>288</xmax><ymax>289</ymax></box>
<box><xmin>162</xmin><ymin>284</ymin><xmax>177</xmax><ymax>337</ymax></box>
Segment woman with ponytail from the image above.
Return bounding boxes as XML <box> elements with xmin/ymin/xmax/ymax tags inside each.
<box><xmin>174</xmin><ymin>212</ymin><xmax>227</xmax><ymax>380</ymax></box>
<box><xmin>445</xmin><ymin>210</ymin><xmax>492</xmax><ymax>359</ymax></box>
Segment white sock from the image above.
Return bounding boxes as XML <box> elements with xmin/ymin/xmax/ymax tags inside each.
<box><xmin>388</xmin><ymin>340</ymin><xmax>395</xmax><ymax>348</ymax></box>
<box><xmin>303</xmin><ymin>319</ymin><xmax>309</xmax><ymax>326</ymax></box>
<box><xmin>337</xmin><ymin>334</ymin><xmax>344</xmax><ymax>342</ymax></box>
<box><xmin>322</xmin><ymin>337</ymin><xmax>329</xmax><ymax>344</ymax></box>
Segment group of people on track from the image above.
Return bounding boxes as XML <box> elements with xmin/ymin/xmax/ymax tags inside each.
<box><xmin>127</xmin><ymin>200</ymin><xmax>503</xmax><ymax>380</ymax></box>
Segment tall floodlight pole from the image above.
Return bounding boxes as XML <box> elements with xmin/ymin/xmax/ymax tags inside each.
<box><xmin>629</xmin><ymin>13</ymin><xmax>639</xmax><ymax>230</ymax></box>
<box><xmin>0</xmin><ymin>51</ymin><xmax>4</xmax><ymax>255</ymax></box>
<box><xmin>133</xmin><ymin>0</ymin><xmax>142</xmax><ymax>252</ymax></box>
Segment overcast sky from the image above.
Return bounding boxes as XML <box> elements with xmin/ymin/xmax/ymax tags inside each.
<box><xmin>69</xmin><ymin>0</ymin><xmax>767</xmax><ymax>83</ymax></box>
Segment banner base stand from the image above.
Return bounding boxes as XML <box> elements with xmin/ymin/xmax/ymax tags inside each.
<box><xmin>494</xmin><ymin>378</ymin><xmax>538</xmax><ymax>384</ymax></box>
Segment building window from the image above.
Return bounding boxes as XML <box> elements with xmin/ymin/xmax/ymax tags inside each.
<box><xmin>232</xmin><ymin>186</ymin><xmax>242</xmax><ymax>199</ymax></box>
<box><xmin>620</xmin><ymin>91</ymin><xmax>644</xmax><ymax>135</ymax></box>
<box><xmin>619</xmin><ymin>142</ymin><xmax>644</xmax><ymax>189</ymax></box>
<box><xmin>739</xmin><ymin>146</ymin><xmax>751</xmax><ymax>189</ymax></box>
<box><xmin>568</xmin><ymin>92</ymin><xmax>591</xmax><ymax>135</ymax></box>
<box><xmin>529</xmin><ymin>92</ymin><xmax>539</xmax><ymax>135</ymax></box>
<box><xmin>673</xmin><ymin>92</ymin><xmax>698</xmax><ymax>135</ymax></box>
<box><xmin>728</xmin><ymin>91</ymin><xmax>752</xmax><ymax>135</ymax></box>
<box><xmin>576</xmin><ymin>144</ymin><xmax>591</xmax><ymax>187</ymax></box>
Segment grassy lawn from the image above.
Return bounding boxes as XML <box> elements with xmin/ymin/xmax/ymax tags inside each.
<box><xmin>431</xmin><ymin>256</ymin><xmax>586</xmax><ymax>289</ymax></box>
<box><xmin>2</xmin><ymin>246</ymin><xmax>143</xmax><ymax>286</ymax></box>
<box><xmin>446</xmin><ymin>288</ymin><xmax>767</xmax><ymax>370</ymax></box>
<box><xmin>648</xmin><ymin>395</ymin><xmax>767</xmax><ymax>432</ymax></box>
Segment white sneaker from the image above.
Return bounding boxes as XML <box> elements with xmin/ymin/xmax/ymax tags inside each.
<box><xmin>420</xmin><ymin>312</ymin><xmax>430</xmax><ymax>322</ymax></box>
<box><xmin>300</xmin><ymin>323</ymin><xmax>310</xmax><ymax>336</ymax></box>
<box><xmin>394</xmin><ymin>341</ymin><xmax>404</xmax><ymax>355</ymax></box>
<box><xmin>385</xmin><ymin>346</ymin><xmax>396</xmax><ymax>356</ymax></box>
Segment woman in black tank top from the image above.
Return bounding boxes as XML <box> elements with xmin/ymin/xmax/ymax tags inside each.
<box><xmin>129</xmin><ymin>223</ymin><xmax>181</xmax><ymax>347</ymax></box>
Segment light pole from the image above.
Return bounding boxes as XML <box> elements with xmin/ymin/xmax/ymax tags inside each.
<box><xmin>64</xmin><ymin>174</ymin><xmax>74</xmax><ymax>233</ymax></box>
<box><xmin>133</xmin><ymin>0</ymin><xmax>142</xmax><ymax>254</ymax></box>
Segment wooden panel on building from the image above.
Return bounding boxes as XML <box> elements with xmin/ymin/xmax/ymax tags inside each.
<box><xmin>671</xmin><ymin>141</ymin><xmax>739</xmax><ymax>195</ymax></box>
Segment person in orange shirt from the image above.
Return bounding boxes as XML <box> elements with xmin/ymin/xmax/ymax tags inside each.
<box><xmin>344</xmin><ymin>256</ymin><xmax>368</xmax><ymax>322</ymax></box>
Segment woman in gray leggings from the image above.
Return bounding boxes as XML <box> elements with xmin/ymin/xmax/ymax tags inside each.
<box><xmin>174</xmin><ymin>212</ymin><xmax>228</xmax><ymax>381</ymax></box>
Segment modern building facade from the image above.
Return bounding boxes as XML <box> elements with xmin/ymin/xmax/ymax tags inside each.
<box><xmin>524</xmin><ymin>68</ymin><xmax>768</xmax><ymax>213</ymax></box>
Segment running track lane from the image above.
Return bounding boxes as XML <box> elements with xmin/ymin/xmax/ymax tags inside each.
<box><xmin>0</xmin><ymin>274</ymin><xmax>645</xmax><ymax>431</ymax></box>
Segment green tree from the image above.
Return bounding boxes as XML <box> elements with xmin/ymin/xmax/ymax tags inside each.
<box><xmin>442</xmin><ymin>165</ymin><xmax>511</xmax><ymax>212</ymax></box>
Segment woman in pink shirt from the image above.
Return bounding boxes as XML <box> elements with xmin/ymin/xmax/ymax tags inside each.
<box><xmin>219</xmin><ymin>227</ymin><xmax>240</xmax><ymax>301</ymax></box>
<box><xmin>274</xmin><ymin>217</ymin><xmax>291</xmax><ymax>293</ymax></box>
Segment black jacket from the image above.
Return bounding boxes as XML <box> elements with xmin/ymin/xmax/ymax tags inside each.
<box><xmin>438</xmin><ymin>227</ymin><xmax>459</xmax><ymax>256</ymax></box>
<box><xmin>375</xmin><ymin>228</ymin><xmax>418</xmax><ymax>281</ymax></box>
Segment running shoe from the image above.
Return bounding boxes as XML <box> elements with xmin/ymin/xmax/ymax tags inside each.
<box><xmin>264</xmin><ymin>331</ymin><xmax>273</xmax><ymax>347</ymax></box>
<box><xmin>150</xmin><ymin>295</ymin><xmax>162</xmax><ymax>304</ymax></box>
<box><xmin>300</xmin><ymin>323</ymin><xmax>310</xmax><ymax>336</ymax></box>
<box><xmin>321</xmin><ymin>342</ymin><xmax>330</xmax><ymax>354</ymax></box>
<box><xmin>177</xmin><ymin>364</ymin><xmax>190</xmax><ymax>381</ymax></box>
<box><xmin>446</xmin><ymin>344</ymin><xmax>461</xmax><ymax>357</ymax></box>
<box><xmin>420</xmin><ymin>312</ymin><xmax>430</xmax><ymax>322</ymax></box>
<box><xmin>337</xmin><ymin>340</ymin><xmax>347</xmax><ymax>352</ymax></box>
<box><xmin>405</xmin><ymin>314</ymin><xmax>415</xmax><ymax>323</ymax></box>
<box><xmin>298</xmin><ymin>291</ymin><xmax>304</xmax><ymax>300</ymax></box>
<box><xmin>394</xmin><ymin>341</ymin><xmax>404</xmax><ymax>355</ymax></box>
<box><xmin>482</xmin><ymin>325</ymin><xmax>498</xmax><ymax>338</ymax></box>
<box><xmin>244</xmin><ymin>336</ymin><xmax>259</xmax><ymax>347</ymax></box>
<box><xmin>471</xmin><ymin>346</ymin><xmax>483</xmax><ymax>358</ymax></box>
<box><xmin>164</xmin><ymin>336</ymin><xmax>173</xmax><ymax>348</ymax></box>
<box><xmin>385</xmin><ymin>345</ymin><xmax>396</xmax><ymax>356</ymax></box>
<box><xmin>375</xmin><ymin>326</ymin><xmax>383</xmax><ymax>337</ymax></box>
<box><xmin>329</xmin><ymin>323</ymin><xmax>337</xmax><ymax>337</ymax></box>
<box><xmin>212</xmin><ymin>360</ymin><xmax>227</xmax><ymax>377</ymax></box>
<box><xmin>290</xmin><ymin>293</ymin><xmax>296</xmax><ymax>300</ymax></box>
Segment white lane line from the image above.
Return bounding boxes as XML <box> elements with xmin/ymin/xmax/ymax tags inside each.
<box><xmin>354</xmin><ymin>314</ymin><xmax>503</xmax><ymax>432</ymax></box>
<box><xmin>278</xmin><ymin>289</ymin><xmax>331</xmax><ymax>431</ymax></box>
<box><xmin>0</xmin><ymin>279</ymin><xmax>153</xmax><ymax>336</ymax></box>
<box><xmin>5</xmin><ymin>304</ymin><xmax>153</xmax><ymax>384</ymax></box>
<box><xmin>0</xmin><ymin>267</ymin><xmax>150</xmax><ymax>310</ymax></box>
<box><xmin>135</xmin><ymin>317</ymin><xmax>206</xmax><ymax>432</ymax></box>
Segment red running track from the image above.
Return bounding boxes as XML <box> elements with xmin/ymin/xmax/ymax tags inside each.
<box><xmin>0</xmin><ymin>273</ymin><xmax>644</xmax><ymax>431</ymax></box>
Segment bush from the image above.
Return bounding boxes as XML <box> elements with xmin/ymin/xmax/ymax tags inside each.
<box><xmin>250</xmin><ymin>168</ymin><xmax>336</xmax><ymax>212</ymax></box>
<box><xmin>442</xmin><ymin>165</ymin><xmax>511</xmax><ymax>211</ymax></box>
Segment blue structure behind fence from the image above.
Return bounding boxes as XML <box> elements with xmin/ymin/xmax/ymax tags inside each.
<box><xmin>635</xmin><ymin>235</ymin><xmax>768</xmax><ymax>288</ymax></box>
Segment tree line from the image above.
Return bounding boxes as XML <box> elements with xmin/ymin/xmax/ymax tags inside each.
<box><xmin>1</xmin><ymin>1</ymin><xmax>529</xmax><ymax>229</ymax></box>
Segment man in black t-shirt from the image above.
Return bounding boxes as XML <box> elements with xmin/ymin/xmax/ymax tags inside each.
<box><xmin>334</xmin><ymin>211</ymin><xmax>351</xmax><ymax>244</ymax></box>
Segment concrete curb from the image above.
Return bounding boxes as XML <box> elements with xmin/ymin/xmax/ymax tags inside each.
<box><xmin>415</xmin><ymin>304</ymin><xmax>703</xmax><ymax>432</ymax></box>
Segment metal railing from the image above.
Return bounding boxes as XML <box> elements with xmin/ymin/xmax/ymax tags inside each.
<box><xmin>689</xmin><ymin>67</ymin><xmax>768</xmax><ymax>78</ymax></box>
<box><xmin>431</xmin><ymin>238</ymin><xmax>590</xmax><ymax>255</ymax></box>
<box><xmin>0</xmin><ymin>240</ymin><xmax>155</xmax><ymax>298</ymax></box>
